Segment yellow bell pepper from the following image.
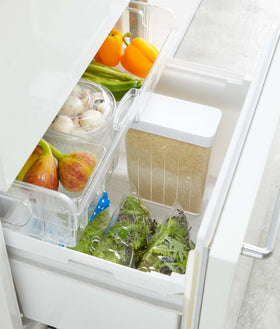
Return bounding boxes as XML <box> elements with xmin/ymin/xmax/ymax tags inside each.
<box><xmin>121</xmin><ymin>33</ymin><xmax>159</xmax><ymax>78</ymax></box>
<box><xmin>94</xmin><ymin>29</ymin><xmax>123</xmax><ymax>67</ymax></box>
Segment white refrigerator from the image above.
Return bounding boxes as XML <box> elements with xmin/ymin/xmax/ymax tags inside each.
<box><xmin>1</xmin><ymin>1</ymin><xmax>280</xmax><ymax>329</ymax></box>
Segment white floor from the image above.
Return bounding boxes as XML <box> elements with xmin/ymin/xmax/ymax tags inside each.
<box><xmin>176</xmin><ymin>1</ymin><xmax>280</xmax><ymax>328</ymax></box>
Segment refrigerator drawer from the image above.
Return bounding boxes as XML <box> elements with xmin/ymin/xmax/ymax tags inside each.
<box><xmin>4</xmin><ymin>58</ymin><xmax>250</xmax><ymax>329</ymax></box>
<box><xmin>9</xmin><ymin>257</ymin><xmax>181</xmax><ymax>329</ymax></box>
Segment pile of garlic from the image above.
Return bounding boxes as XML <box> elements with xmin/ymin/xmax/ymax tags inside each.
<box><xmin>51</xmin><ymin>81</ymin><xmax>114</xmax><ymax>137</ymax></box>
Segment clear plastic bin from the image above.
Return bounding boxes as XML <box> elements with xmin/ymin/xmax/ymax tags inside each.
<box><xmin>48</xmin><ymin>79</ymin><xmax>117</xmax><ymax>146</ymax></box>
<box><xmin>0</xmin><ymin>1</ymin><xmax>176</xmax><ymax>246</ymax></box>
<box><xmin>1</xmin><ymin>135</ymin><xmax>106</xmax><ymax>246</ymax></box>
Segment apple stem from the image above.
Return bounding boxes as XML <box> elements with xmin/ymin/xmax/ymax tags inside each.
<box><xmin>40</xmin><ymin>139</ymin><xmax>64</xmax><ymax>160</ymax></box>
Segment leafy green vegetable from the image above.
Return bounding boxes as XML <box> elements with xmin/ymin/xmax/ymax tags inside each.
<box><xmin>92</xmin><ymin>195</ymin><xmax>157</xmax><ymax>268</ymax></box>
<box><xmin>138</xmin><ymin>209</ymin><xmax>195</xmax><ymax>275</ymax></box>
<box><xmin>69</xmin><ymin>209</ymin><xmax>111</xmax><ymax>255</ymax></box>
<box><xmin>69</xmin><ymin>196</ymin><xmax>195</xmax><ymax>277</ymax></box>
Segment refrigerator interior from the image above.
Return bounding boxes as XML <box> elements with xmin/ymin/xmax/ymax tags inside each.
<box><xmin>2</xmin><ymin>1</ymin><xmax>279</xmax><ymax>329</ymax></box>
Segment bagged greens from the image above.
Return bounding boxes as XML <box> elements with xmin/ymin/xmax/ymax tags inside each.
<box><xmin>70</xmin><ymin>194</ymin><xmax>195</xmax><ymax>276</ymax></box>
<box><xmin>92</xmin><ymin>195</ymin><xmax>157</xmax><ymax>268</ymax></box>
<box><xmin>70</xmin><ymin>209</ymin><xmax>111</xmax><ymax>255</ymax></box>
<box><xmin>138</xmin><ymin>209</ymin><xmax>195</xmax><ymax>275</ymax></box>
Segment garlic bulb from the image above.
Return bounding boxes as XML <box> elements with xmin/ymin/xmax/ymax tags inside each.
<box><xmin>51</xmin><ymin>115</ymin><xmax>74</xmax><ymax>133</ymax></box>
<box><xmin>79</xmin><ymin>110</ymin><xmax>105</xmax><ymax>129</ymax></box>
<box><xmin>60</xmin><ymin>96</ymin><xmax>84</xmax><ymax>116</ymax></box>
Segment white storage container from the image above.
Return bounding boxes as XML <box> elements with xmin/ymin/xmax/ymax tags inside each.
<box><xmin>126</xmin><ymin>93</ymin><xmax>221</xmax><ymax>214</ymax></box>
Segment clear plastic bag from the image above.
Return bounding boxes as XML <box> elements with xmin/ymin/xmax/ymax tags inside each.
<box><xmin>70</xmin><ymin>208</ymin><xmax>111</xmax><ymax>255</ymax></box>
<box><xmin>138</xmin><ymin>208</ymin><xmax>195</xmax><ymax>275</ymax></box>
<box><xmin>92</xmin><ymin>194</ymin><xmax>157</xmax><ymax>267</ymax></box>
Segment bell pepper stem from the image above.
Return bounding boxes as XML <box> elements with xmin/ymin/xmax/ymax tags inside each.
<box><xmin>123</xmin><ymin>32</ymin><xmax>131</xmax><ymax>47</ymax></box>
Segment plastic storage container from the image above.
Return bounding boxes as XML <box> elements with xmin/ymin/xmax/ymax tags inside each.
<box><xmin>0</xmin><ymin>1</ymin><xmax>176</xmax><ymax>247</ymax></box>
<box><xmin>1</xmin><ymin>135</ymin><xmax>106</xmax><ymax>247</ymax></box>
<box><xmin>126</xmin><ymin>93</ymin><xmax>222</xmax><ymax>214</ymax></box>
<box><xmin>49</xmin><ymin>79</ymin><xmax>116</xmax><ymax>145</ymax></box>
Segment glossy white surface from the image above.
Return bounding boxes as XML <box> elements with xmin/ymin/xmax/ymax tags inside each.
<box><xmin>198</xmin><ymin>28</ymin><xmax>280</xmax><ymax>329</ymax></box>
<box><xmin>0</xmin><ymin>0</ymin><xmax>128</xmax><ymax>191</ymax></box>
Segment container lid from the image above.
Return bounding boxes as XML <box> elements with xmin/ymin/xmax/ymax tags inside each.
<box><xmin>0</xmin><ymin>0</ymin><xmax>128</xmax><ymax>191</ymax></box>
<box><xmin>131</xmin><ymin>93</ymin><xmax>222</xmax><ymax>147</ymax></box>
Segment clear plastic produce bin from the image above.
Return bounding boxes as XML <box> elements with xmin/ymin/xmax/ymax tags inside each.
<box><xmin>48</xmin><ymin>79</ymin><xmax>117</xmax><ymax>146</ymax></box>
<box><xmin>1</xmin><ymin>136</ymin><xmax>106</xmax><ymax>247</ymax></box>
<box><xmin>0</xmin><ymin>1</ymin><xmax>176</xmax><ymax>247</ymax></box>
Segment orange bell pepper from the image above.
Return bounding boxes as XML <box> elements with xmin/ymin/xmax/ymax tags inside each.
<box><xmin>121</xmin><ymin>33</ymin><xmax>159</xmax><ymax>78</ymax></box>
<box><xmin>94</xmin><ymin>29</ymin><xmax>123</xmax><ymax>67</ymax></box>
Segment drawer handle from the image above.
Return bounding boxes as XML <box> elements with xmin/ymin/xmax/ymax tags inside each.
<box><xmin>241</xmin><ymin>189</ymin><xmax>280</xmax><ymax>259</ymax></box>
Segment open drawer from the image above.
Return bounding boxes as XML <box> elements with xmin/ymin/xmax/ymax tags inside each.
<box><xmin>3</xmin><ymin>3</ymin><xmax>280</xmax><ymax>329</ymax></box>
<box><xmin>5</xmin><ymin>26</ymin><xmax>280</xmax><ymax>329</ymax></box>
<box><xmin>3</xmin><ymin>50</ymin><xmax>252</xmax><ymax>329</ymax></box>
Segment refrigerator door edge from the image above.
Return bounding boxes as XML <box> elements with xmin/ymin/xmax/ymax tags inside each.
<box><xmin>198</xmin><ymin>26</ymin><xmax>280</xmax><ymax>329</ymax></box>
